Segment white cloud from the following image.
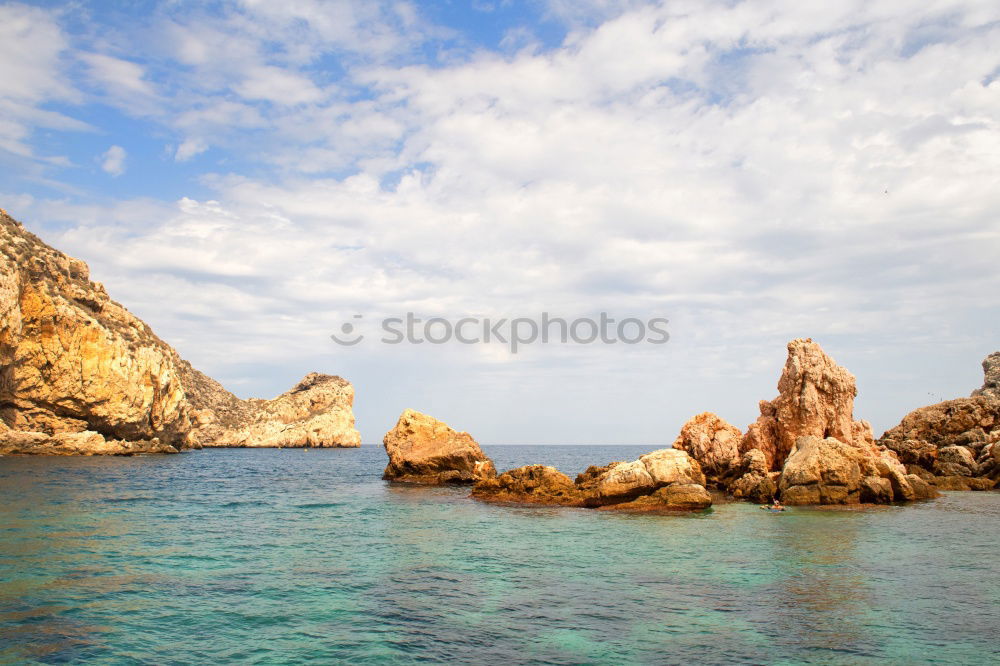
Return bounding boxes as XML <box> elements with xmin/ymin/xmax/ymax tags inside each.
<box><xmin>0</xmin><ymin>4</ymin><xmax>81</xmax><ymax>160</ymax></box>
<box><xmin>7</xmin><ymin>0</ymin><xmax>1000</xmax><ymax>442</ymax></box>
<box><xmin>100</xmin><ymin>145</ymin><xmax>126</xmax><ymax>176</ymax></box>
<box><xmin>80</xmin><ymin>52</ymin><xmax>156</xmax><ymax>97</ymax></box>
<box><xmin>174</xmin><ymin>138</ymin><xmax>207</xmax><ymax>162</ymax></box>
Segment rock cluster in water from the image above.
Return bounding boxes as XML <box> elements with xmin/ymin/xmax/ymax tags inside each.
<box><xmin>473</xmin><ymin>448</ymin><xmax>712</xmax><ymax>512</ymax></box>
<box><xmin>0</xmin><ymin>208</ymin><xmax>360</xmax><ymax>455</ymax></box>
<box><xmin>387</xmin><ymin>340</ymin><xmax>1000</xmax><ymax>509</ymax></box>
<box><xmin>381</xmin><ymin>411</ymin><xmax>712</xmax><ymax>511</ymax></box>
<box><xmin>674</xmin><ymin>339</ymin><xmax>942</xmax><ymax>505</ymax></box>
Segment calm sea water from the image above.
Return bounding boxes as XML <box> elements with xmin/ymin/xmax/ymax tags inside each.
<box><xmin>1</xmin><ymin>446</ymin><xmax>998</xmax><ymax>665</ymax></box>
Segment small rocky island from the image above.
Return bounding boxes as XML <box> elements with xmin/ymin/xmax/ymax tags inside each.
<box><xmin>383</xmin><ymin>341</ymin><xmax>999</xmax><ymax>509</ymax></box>
<box><xmin>0</xmin><ymin>209</ymin><xmax>360</xmax><ymax>454</ymax></box>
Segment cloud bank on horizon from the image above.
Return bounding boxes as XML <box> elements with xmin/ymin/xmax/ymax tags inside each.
<box><xmin>1</xmin><ymin>0</ymin><xmax>998</xmax><ymax>444</ymax></box>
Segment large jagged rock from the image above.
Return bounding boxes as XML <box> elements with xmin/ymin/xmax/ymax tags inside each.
<box><xmin>472</xmin><ymin>448</ymin><xmax>712</xmax><ymax>512</ymax></box>
<box><xmin>779</xmin><ymin>435</ymin><xmax>938</xmax><ymax>505</ymax></box>
<box><xmin>972</xmin><ymin>352</ymin><xmax>1000</xmax><ymax>400</ymax></box>
<box><xmin>0</xmin><ymin>208</ymin><xmax>360</xmax><ymax>454</ymax></box>
<box><xmin>740</xmin><ymin>339</ymin><xmax>874</xmax><ymax>472</ymax></box>
<box><xmin>672</xmin><ymin>412</ymin><xmax>742</xmax><ymax>484</ymax></box>
<box><xmin>382</xmin><ymin>409</ymin><xmax>497</xmax><ymax>484</ymax></box>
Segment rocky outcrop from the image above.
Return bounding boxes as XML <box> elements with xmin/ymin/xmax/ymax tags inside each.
<box><xmin>0</xmin><ymin>208</ymin><xmax>360</xmax><ymax>454</ymax></box>
<box><xmin>972</xmin><ymin>352</ymin><xmax>1000</xmax><ymax>400</ymax></box>
<box><xmin>672</xmin><ymin>412</ymin><xmax>741</xmax><ymax>485</ymax></box>
<box><xmin>740</xmin><ymin>339</ymin><xmax>874</xmax><ymax>472</ymax></box>
<box><xmin>878</xmin><ymin>355</ymin><xmax>1000</xmax><ymax>489</ymax></box>
<box><xmin>193</xmin><ymin>373</ymin><xmax>361</xmax><ymax>448</ymax></box>
<box><xmin>778</xmin><ymin>435</ymin><xmax>938</xmax><ymax>505</ymax></box>
<box><xmin>473</xmin><ymin>448</ymin><xmax>712</xmax><ymax>512</ymax></box>
<box><xmin>382</xmin><ymin>409</ymin><xmax>497</xmax><ymax>484</ymax></box>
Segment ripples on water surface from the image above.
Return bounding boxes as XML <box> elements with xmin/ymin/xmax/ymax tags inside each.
<box><xmin>1</xmin><ymin>446</ymin><xmax>998</xmax><ymax>664</ymax></box>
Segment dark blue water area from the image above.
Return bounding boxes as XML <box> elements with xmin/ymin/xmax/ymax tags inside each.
<box><xmin>1</xmin><ymin>446</ymin><xmax>998</xmax><ymax>664</ymax></box>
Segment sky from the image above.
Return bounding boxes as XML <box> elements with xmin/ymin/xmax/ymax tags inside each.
<box><xmin>1</xmin><ymin>0</ymin><xmax>999</xmax><ymax>445</ymax></box>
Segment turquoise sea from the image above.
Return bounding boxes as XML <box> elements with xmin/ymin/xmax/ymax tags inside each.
<box><xmin>1</xmin><ymin>446</ymin><xmax>998</xmax><ymax>665</ymax></box>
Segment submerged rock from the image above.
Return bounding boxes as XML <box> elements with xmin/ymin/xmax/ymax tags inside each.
<box><xmin>740</xmin><ymin>339</ymin><xmax>875</xmax><ymax>472</ymax></box>
<box><xmin>0</xmin><ymin>208</ymin><xmax>360</xmax><ymax>454</ymax></box>
<box><xmin>382</xmin><ymin>409</ymin><xmax>497</xmax><ymax>484</ymax></box>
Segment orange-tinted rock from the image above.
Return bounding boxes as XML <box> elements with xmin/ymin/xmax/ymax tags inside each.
<box><xmin>740</xmin><ymin>339</ymin><xmax>872</xmax><ymax>472</ymax></box>
<box><xmin>778</xmin><ymin>435</ymin><xmax>939</xmax><ymax>505</ymax></box>
<box><xmin>672</xmin><ymin>412</ymin><xmax>742</xmax><ymax>483</ymax></box>
<box><xmin>728</xmin><ymin>449</ymin><xmax>777</xmax><ymax>502</ymax></box>
<box><xmin>382</xmin><ymin>409</ymin><xmax>497</xmax><ymax>484</ymax></box>
<box><xmin>471</xmin><ymin>465</ymin><xmax>584</xmax><ymax>506</ymax></box>
<box><xmin>471</xmin><ymin>449</ymin><xmax>712</xmax><ymax>512</ymax></box>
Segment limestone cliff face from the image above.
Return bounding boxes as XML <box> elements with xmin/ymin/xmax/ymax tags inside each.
<box><xmin>0</xmin><ymin>208</ymin><xmax>359</xmax><ymax>454</ymax></box>
<box><xmin>196</xmin><ymin>373</ymin><xmax>361</xmax><ymax>448</ymax></box>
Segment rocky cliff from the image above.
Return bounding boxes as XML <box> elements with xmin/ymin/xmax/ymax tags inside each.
<box><xmin>0</xmin><ymin>208</ymin><xmax>360</xmax><ymax>454</ymax></box>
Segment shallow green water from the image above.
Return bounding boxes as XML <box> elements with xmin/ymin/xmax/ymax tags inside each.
<box><xmin>1</xmin><ymin>446</ymin><xmax>998</xmax><ymax>664</ymax></box>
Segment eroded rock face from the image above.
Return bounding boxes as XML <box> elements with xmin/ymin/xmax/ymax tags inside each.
<box><xmin>382</xmin><ymin>409</ymin><xmax>497</xmax><ymax>484</ymax></box>
<box><xmin>0</xmin><ymin>208</ymin><xmax>360</xmax><ymax>454</ymax></box>
<box><xmin>672</xmin><ymin>412</ymin><xmax>742</xmax><ymax>484</ymax></box>
<box><xmin>472</xmin><ymin>448</ymin><xmax>711</xmax><ymax>512</ymax></box>
<box><xmin>972</xmin><ymin>352</ymin><xmax>1000</xmax><ymax>400</ymax></box>
<box><xmin>778</xmin><ymin>436</ymin><xmax>939</xmax><ymax>505</ymax></box>
<box><xmin>740</xmin><ymin>339</ymin><xmax>873</xmax><ymax>472</ymax></box>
